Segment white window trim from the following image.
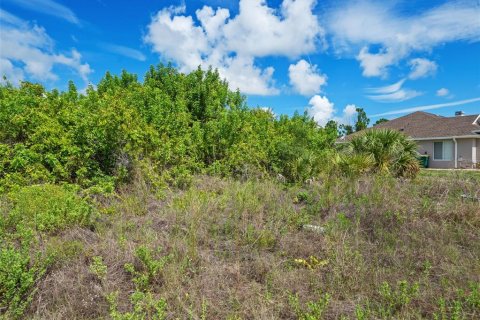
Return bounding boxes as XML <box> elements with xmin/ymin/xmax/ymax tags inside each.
<box><xmin>433</xmin><ymin>140</ymin><xmax>453</xmax><ymax>161</ymax></box>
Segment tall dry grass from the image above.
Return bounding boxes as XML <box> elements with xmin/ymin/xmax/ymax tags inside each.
<box><xmin>24</xmin><ymin>172</ymin><xmax>480</xmax><ymax>319</ymax></box>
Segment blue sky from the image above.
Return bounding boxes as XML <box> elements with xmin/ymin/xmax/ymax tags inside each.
<box><xmin>1</xmin><ymin>0</ymin><xmax>479</xmax><ymax>125</ymax></box>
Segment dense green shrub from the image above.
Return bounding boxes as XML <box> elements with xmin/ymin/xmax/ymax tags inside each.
<box><xmin>0</xmin><ymin>66</ymin><xmax>335</xmax><ymax>189</ymax></box>
<box><xmin>342</xmin><ymin>129</ymin><xmax>420</xmax><ymax>178</ymax></box>
<box><xmin>0</xmin><ymin>244</ymin><xmax>50</xmax><ymax>319</ymax></box>
<box><xmin>0</xmin><ymin>184</ymin><xmax>92</xmax><ymax>318</ymax></box>
<box><xmin>5</xmin><ymin>184</ymin><xmax>92</xmax><ymax>233</ymax></box>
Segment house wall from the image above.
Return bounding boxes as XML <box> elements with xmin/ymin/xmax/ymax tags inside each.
<box><xmin>458</xmin><ymin>138</ymin><xmax>475</xmax><ymax>168</ymax></box>
<box><xmin>475</xmin><ymin>139</ymin><xmax>479</xmax><ymax>168</ymax></box>
<box><xmin>416</xmin><ymin>138</ymin><xmax>475</xmax><ymax>169</ymax></box>
<box><xmin>417</xmin><ymin>140</ymin><xmax>453</xmax><ymax>168</ymax></box>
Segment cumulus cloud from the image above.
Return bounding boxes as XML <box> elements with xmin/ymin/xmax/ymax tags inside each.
<box><xmin>357</xmin><ymin>47</ymin><xmax>397</xmax><ymax>78</ymax></box>
<box><xmin>343</xmin><ymin>104</ymin><xmax>357</xmax><ymax>115</ymax></box>
<box><xmin>4</xmin><ymin>0</ymin><xmax>80</xmax><ymax>25</ymax></box>
<box><xmin>288</xmin><ymin>59</ymin><xmax>327</xmax><ymax>96</ymax></box>
<box><xmin>144</xmin><ymin>0</ymin><xmax>323</xmax><ymax>95</ymax></box>
<box><xmin>306</xmin><ymin>95</ymin><xmax>360</xmax><ymax>126</ymax></box>
<box><xmin>328</xmin><ymin>0</ymin><xmax>480</xmax><ymax>77</ymax></box>
<box><xmin>436</xmin><ymin>88</ymin><xmax>450</xmax><ymax>97</ymax></box>
<box><xmin>213</xmin><ymin>55</ymin><xmax>279</xmax><ymax>95</ymax></box>
<box><xmin>338</xmin><ymin>105</ymin><xmax>361</xmax><ymax>125</ymax></box>
<box><xmin>408</xmin><ymin>58</ymin><xmax>437</xmax><ymax>79</ymax></box>
<box><xmin>223</xmin><ymin>0</ymin><xmax>322</xmax><ymax>58</ymax></box>
<box><xmin>366</xmin><ymin>78</ymin><xmax>421</xmax><ymax>103</ymax></box>
<box><xmin>0</xmin><ymin>10</ymin><xmax>91</xmax><ymax>84</ymax></box>
<box><xmin>306</xmin><ymin>95</ymin><xmax>335</xmax><ymax>126</ymax></box>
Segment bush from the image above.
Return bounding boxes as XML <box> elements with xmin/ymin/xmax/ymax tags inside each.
<box><xmin>0</xmin><ymin>67</ymin><xmax>337</xmax><ymax>189</ymax></box>
<box><xmin>0</xmin><ymin>245</ymin><xmax>49</xmax><ymax>319</ymax></box>
<box><xmin>5</xmin><ymin>184</ymin><xmax>93</xmax><ymax>233</ymax></box>
<box><xmin>343</xmin><ymin>129</ymin><xmax>420</xmax><ymax>178</ymax></box>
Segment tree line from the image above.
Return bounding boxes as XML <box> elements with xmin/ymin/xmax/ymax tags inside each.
<box><xmin>0</xmin><ymin>65</ymin><xmax>415</xmax><ymax>193</ymax></box>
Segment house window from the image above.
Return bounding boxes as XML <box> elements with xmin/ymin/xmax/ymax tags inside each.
<box><xmin>433</xmin><ymin>140</ymin><xmax>453</xmax><ymax>161</ymax></box>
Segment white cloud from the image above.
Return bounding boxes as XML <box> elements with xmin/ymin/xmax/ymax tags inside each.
<box><xmin>101</xmin><ymin>43</ymin><xmax>146</xmax><ymax>61</ymax></box>
<box><xmin>288</xmin><ymin>59</ymin><xmax>327</xmax><ymax>96</ymax></box>
<box><xmin>332</xmin><ymin>104</ymin><xmax>359</xmax><ymax>126</ymax></box>
<box><xmin>367</xmin><ymin>89</ymin><xmax>421</xmax><ymax>103</ymax></box>
<box><xmin>0</xmin><ymin>58</ymin><xmax>25</xmax><ymax>84</ymax></box>
<box><xmin>212</xmin><ymin>55</ymin><xmax>279</xmax><ymax>95</ymax></box>
<box><xmin>0</xmin><ymin>10</ymin><xmax>91</xmax><ymax>84</ymax></box>
<box><xmin>436</xmin><ymin>88</ymin><xmax>449</xmax><ymax>97</ymax></box>
<box><xmin>306</xmin><ymin>95</ymin><xmax>335</xmax><ymax>126</ymax></box>
<box><xmin>144</xmin><ymin>6</ymin><xmax>209</xmax><ymax>72</ymax></box>
<box><xmin>223</xmin><ymin>0</ymin><xmax>323</xmax><ymax>58</ymax></box>
<box><xmin>408</xmin><ymin>58</ymin><xmax>437</xmax><ymax>79</ymax></box>
<box><xmin>343</xmin><ymin>104</ymin><xmax>357</xmax><ymax>115</ymax></box>
<box><xmin>328</xmin><ymin>0</ymin><xmax>480</xmax><ymax>77</ymax></box>
<box><xmin>371</xmin><ymin>97</ymin><xmax>480</xmax><ymax>117</ymax></box>
<box><xmin>144</xmin><ymin>0</ymin><xmax>323</xmax><ymax>95</ymax></box>
<box><xmin>366</xmin><ymin>78</ymin><xmax>405</xmax><ymax>94</ymax></box>
<box><xmin>357</xmin><ymin>47</ymin><xmax>397</xmax><ymax>78</ymax></box>
<box><xmin>306</xmin><ymin>95</ymin><xmax>360</xmax><ymax>126</ymax></box>
<box><xmin>4</xmin><ymin>0</ymin><xmax>80</xmax><ymax>25</ymax></box>
<box><xmin>366</xmin><ymin>78</ymin><xmax>421</xmax><ymax>103</ymax></box>
<box><xmin>196</xmin><ymin>5</ymin><xmax>230</xmax><ymax>42</ymax></box>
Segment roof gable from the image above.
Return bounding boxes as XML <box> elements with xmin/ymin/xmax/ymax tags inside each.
<box><xmin>375</xmin><ymin>111</ymin><xmax>480</xmax><ymax>138</ymax></box>
<box><xmin>341</xmin><ymin>111</ymin><xmax>480</xmax><ymax>141</ymax></box>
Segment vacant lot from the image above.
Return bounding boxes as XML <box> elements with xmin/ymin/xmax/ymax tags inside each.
<box><xmin>2</xmin><ymin>173</ymin><xmax>478</xmax><ymax>319</ymax></box>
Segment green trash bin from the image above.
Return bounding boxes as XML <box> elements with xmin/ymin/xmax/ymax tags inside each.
<box><xmin>418</xmin><ymin>155</ymin><xmax>429</xmax><ymax>168</ymax></box>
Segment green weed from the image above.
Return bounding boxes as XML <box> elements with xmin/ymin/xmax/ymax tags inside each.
<box><xmin>289</xmin><ymin>292</ymin><xmax>331</xmax><ymax>320</ymax></box>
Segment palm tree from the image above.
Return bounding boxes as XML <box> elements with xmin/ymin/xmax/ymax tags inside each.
<box><xmin>344</xmin><ymin>129</ymin><xmax>420</xmax><ymax>178</ymax></box>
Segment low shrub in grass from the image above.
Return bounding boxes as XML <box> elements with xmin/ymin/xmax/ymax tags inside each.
<box><xmin>0</xmin><ymin>244</ymin><xmax>51</xmax><ymax>319</ymax></box>
<box><xmin>0</xmin><ymin>184</ymin><xmax>92</xmax><ymax>318</ymax></box>
<box><xmin>5</xmin><ymin>184</ymin><xmax>93</xmax><ymax>233</ymax></box>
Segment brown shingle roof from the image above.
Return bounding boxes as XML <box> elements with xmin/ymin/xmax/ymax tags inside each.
<box><xmin>340</xmin><ymin>111</ymin><xmax>480</xmax><ymax>141</ymax></box>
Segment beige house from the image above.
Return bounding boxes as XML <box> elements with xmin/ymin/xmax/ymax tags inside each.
<box><xmin>344</xmin><ymin>111</ymin><xmax>480</xmax><ymax>169</ymax></box>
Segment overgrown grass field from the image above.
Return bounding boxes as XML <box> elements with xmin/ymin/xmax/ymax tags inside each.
<box><xmin>1</xmin><ymin>67</ymin><xmax>479</xmax><ymax>319</ymax></box>
<box><xmin>1</xmin><ymin>173</ymin><xmax>479</xmax><ymax>319</ymax></box>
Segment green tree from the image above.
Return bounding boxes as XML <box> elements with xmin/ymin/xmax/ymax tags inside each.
<box><xmin>325</xmin><ymin>120</ymin><xmax>339</xmax><ymax>139</ymax></box>
<box><xmin>339</xmin><ymin>124</ymin><xmax>354</xmax><ymax>136</ymax></box>
<box><xmin>374</xmin><ymin>118</ymin><xmax>389</xmax><ymax>126</ymax></box>
<box><xmin>0</xmin><ymin>65</ymin><xmax>338</xmax><ymax>189</ymax></box>
<box><xmin>354</xmin><ymin>107</ymin><xmax>370</xmax><ymax>132</ymax></box>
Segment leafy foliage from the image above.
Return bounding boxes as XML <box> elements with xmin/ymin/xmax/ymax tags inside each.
<box><xmin>338</xmin><ymin>107</ymin><xmax>369</xmax><ymax>136</ymax></box>
<box><xmin>354</xmin><ymin>107</ymin><xmax>370</xmax><ymax>132</ymax></box>
<box><xmin>107</xmin><ymin>290</ymin><xmax>167</xmax><ymax>320</ymax></box>
<box><xmin>0</xmin><ymin>184</ymin><xmax>91</xmax><ymax>318</ymax></box>
<box><xmin>344</xmin><ymin>129</ymin><xmax>420</xmax><ymax>178</ymax></box>
<box><xmin>0</xmin><ymin>65</ymin><xmax>428</xmax><ymax>318</ymax></box>
<box><xmin>0</xmin><ymin>65</ymin><xmax>334</xmax><ymax>188</ymax></box>
<box><xmin>124</xmin><ymin>245</ymin><xmax>171</xmax><ymax>292</ymax></box>
<box><xmin>289</xmin><ymin>292</ymin><xmax>331</xmax><ymax>320</ymax></box>
<box><xmin>374</xmin><ymin>118</ymin><xmax>389</xmax><ymax>126</ymax></box>
<box><xmin>5</xmin><ymin>184</ymin><xmax>92</xmax><ymax>233</ymax></box>
<box><xmin>0</xmin><ymin>245</ymin><xmax>49</xmax><ymax>319</ymax></box>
